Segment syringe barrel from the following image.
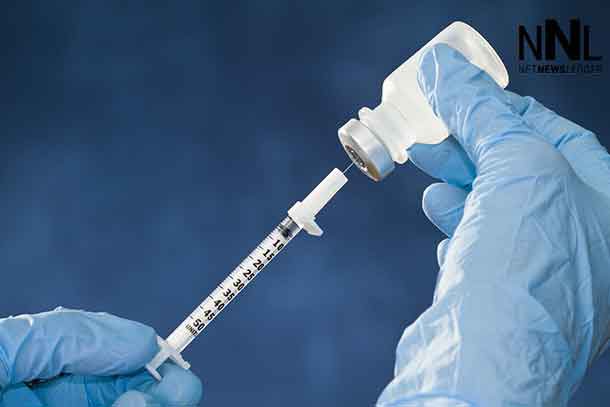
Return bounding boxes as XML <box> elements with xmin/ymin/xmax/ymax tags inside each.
<box><xmin>165</xmin><ymin>216</ymin><xmax>302</xmax><ymax>353</ymax></box>
<box><xmin>146</xmin><ymin>168</ymin><xmax>348</xmax><ymax>381</ymax></box>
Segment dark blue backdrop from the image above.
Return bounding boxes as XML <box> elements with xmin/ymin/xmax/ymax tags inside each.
<box><xmin>1</xmin><ymin>1</ymin><xmax>608</xmax><ymax>405</ymax></box>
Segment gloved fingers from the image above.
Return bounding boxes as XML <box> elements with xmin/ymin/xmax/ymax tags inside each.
<box><xmin>30</xmin><ymin>373</ymin><xmax>103</xmax><ymax>405</ymax></box>
<box><xmin>0</xmin><ymin>383</ymin><xmax>45</xmax><ymax>407</ymax></box>
<box><xmin>29</xmin><ymin>375</ymin><xmax>161</xmax><ymax>407</ymax></box>
<box><xmin>0</xmin><ymin>307</ymin><xmax>158</xmax><ymax>386</ymax></box>
<box><xmin>135</xmin><ymin>363</ymin><xmax>202</xmax><ymax>407</ymax></box>
<box><xmin>408</xmin><ymin>137</ymin><xmax>475</xmax><ymax>188</ymax></box>
<box><xmin>436</xmin><ymin>238</ymin><xmax>451</xmax><ymax>268</ymax></box>
<box><xmin>93</xmin><ymin>364</ymin><xmax>202</xmax><ymax>407</ymax></box>
<box><xmin>31</xmin><ymin>364</ymin><xmax>202</xmax><ymax>407</ymax></box>
<box><xmin>112</xmin><ymin>391</ymin><xmax>161</xmax><ymax>407</ymax></box>
<box><xmin>422</xmin><ymin>183</ymin><xmax>468</xmax><ymax>237</ymax></box>
<box><xmin>417</xmin><ymin>44</ymin><xmax>542</xmax><ymax>174</ymax></box>
<box><xmin>432</xmin><ymin>239</ymin><xmax>451</xmax><ymax>304</ymax></box>
<box><xmin>506</xmin><ymin>90</ymin><xmax>602</xmax><ymax>149</ymax></box>
<box><xmin>506</xmin><ymin>91</ymin><xmax>610</xmax><ymax>196</ymax></box>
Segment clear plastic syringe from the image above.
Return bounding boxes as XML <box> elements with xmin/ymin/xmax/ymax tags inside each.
<box><xmin>146</xmin><ymin>168</ymin><xmax>348</xmax><ymax>380</ymax></box>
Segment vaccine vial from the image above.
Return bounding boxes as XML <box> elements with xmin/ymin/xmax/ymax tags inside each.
<box><xmin>338</xmin><ymin>21</ymin><xmax>509</xmax><ymax>181</ymax></box>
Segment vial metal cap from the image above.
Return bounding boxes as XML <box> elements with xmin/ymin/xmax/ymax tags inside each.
<box><xmin>338</xmin><ymin>119</ymin><xmax>394</xmax><ymax>182</ymax></box>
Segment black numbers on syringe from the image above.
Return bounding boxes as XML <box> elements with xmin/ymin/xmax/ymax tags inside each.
<box><xmin>273</xmin><ymin>239</ymin><xmax>284</xmax><ymax>250</ymax></box>
<box><xmin>184</xmin><ymin>234</ymin><xmax>288</xmax><ymax>337</ymax></box>
<box><xmin>223</xmin><ymin>288</ymin><xmax>235</xmax><ymax>301</ymax></box>
<box><xmin>233</xmin><ymin>278</ymin><xmax>245</xmax><ymax>290</ymax></box>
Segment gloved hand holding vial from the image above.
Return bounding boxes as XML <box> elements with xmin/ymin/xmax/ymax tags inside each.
<box><xmin>373</xmin><ymin>43</ymin><xmax>610</xmax><ymax>407</ymax></box>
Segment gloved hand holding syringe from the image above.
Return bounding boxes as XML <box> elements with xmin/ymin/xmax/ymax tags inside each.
<box><xmin>146</xmin><ymin>167</ymin><xmax>349</xmax><ymax>380</ymax></box>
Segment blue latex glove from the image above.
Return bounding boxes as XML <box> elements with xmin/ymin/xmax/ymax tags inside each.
<box><xmin>0</xmin><ymin>308</ymin><xmax>203</xmax><ymax>407</ymax></box>
<box><xmin>377</xmin><ymin>44</ymin><xmax>610</xmax><ymax>407</ymax></box>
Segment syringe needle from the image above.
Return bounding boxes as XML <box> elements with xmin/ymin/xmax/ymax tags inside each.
<box><xmin>342</xmin><ymin>162</ymin><xmax>354</xmax><ymax>174</ymax></box>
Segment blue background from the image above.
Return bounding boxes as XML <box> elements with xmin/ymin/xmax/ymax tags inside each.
<box><xmin>1</xmin><ymin>1</ymin><xmax>608</xmax><ymax>405</ymax></box>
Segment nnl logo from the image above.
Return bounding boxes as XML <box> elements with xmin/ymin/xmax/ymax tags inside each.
<box><xmin>519</xmin><ymin>19</ymin><xmax>601</xmax><ymax>61</ymax></box>
<box><xmin>518</xmin><ymin>19</ymin><xmax>602</xmax><ymax>74</ymax></box>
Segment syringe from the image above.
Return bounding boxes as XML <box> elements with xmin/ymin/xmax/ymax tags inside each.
<box><xmin>146</xmin><ymin>168</ymin><xmax>348</xmax><ymax>380</ymax></box>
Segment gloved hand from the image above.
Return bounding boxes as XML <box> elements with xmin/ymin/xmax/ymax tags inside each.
<box><xmin>377</xmin><ymin>44</ymin><xmax>610</xmax><ymax>407</ymax></box>
<box><xmin>0</xmin><ymin>308</ymin><xmax>203</xmax><ymax>407</ymax></box>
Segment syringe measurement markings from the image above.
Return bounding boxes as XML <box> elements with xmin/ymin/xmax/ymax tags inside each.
<box><xmin>168</xmin><ymin>222</ymin><xmax>297</xmax><ymax>349</ymax></box>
